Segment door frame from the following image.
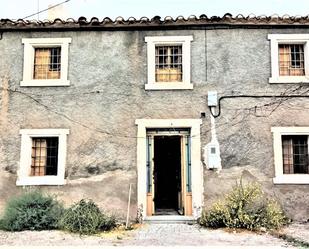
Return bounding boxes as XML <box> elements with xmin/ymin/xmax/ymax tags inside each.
<box><xmin>148</xmin><ymin>132</ymin><xmax>187</xmax><ymax>215</ymax></box>
<box><xmin>135</xmin><ymin>119</ymin><xmax>203</xmax><ymax>219</ymax></box>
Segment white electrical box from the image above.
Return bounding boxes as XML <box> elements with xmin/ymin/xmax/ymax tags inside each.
<box><xmin>206</xmin><ymin>142</ymin><xmax>221</xmax><ymax>169</ymax></box>
<box><xmin>207</xmin><ymin>91</ymin><xmax>218</xmax><ymax>107</ymax></box>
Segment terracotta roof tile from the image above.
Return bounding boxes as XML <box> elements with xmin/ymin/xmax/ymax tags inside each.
<box><xmin>1</xmin><ymin>13</ymin><xmax>309</xmax><ymax>30</ymax></box>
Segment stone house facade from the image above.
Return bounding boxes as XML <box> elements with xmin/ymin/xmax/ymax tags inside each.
<box><xmin>0</xmin><ymin>14</ymin><xmax>309</xmax><ymax>221</ymax></box>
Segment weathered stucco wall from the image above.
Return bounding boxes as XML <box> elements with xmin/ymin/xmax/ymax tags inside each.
<box><xmin>0</xmin><ymin>27</ymin><xmax>308</xmax><ymax>220</ymax></box>
<box><xmin>202</xmin><ymin>28</ymin><xmax>309</xmax><ymax>221</ymax></box>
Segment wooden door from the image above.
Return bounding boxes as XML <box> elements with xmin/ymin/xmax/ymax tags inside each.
<box><xmin>146</xmin><ymin>135</ymin><xmax>155</xmax><ymax>215</ymax></box>
<box><xmin>183</xmin><ymin>135</ymin><xmax>192</xmax><ymax>216</ymax></box>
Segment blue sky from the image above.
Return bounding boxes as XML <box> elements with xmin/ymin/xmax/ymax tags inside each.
<box><xmin>1</xmin><ymin>0</ymin><xmax>309</xmax><ymax>20</ymax></box>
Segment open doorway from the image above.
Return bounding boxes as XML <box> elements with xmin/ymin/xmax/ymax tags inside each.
<box><xmin>154</xmin><ymin>136</ymin><xmax>182</xmax><ymax>215</ymax></box>
<box><xmin>136</xmin><ymin>119</ymin><xmax>203</xmax><ymax>218</ymax></box>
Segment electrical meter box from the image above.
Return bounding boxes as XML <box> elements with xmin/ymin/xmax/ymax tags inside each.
<box><xmin>206</xmin><ymin>142</ymin><xmax>221</xmax><ymax>169</ymax></box>
<box><xmin>207</xmin><ymin>91</ymin><xmax>218</xmax><ymax>107</ymax></box>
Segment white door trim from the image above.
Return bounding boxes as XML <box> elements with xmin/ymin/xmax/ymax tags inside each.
<box><xmin>135</xmin><ymin>119</ymin><xmax>203</xmax><ymax>218</ymax></box>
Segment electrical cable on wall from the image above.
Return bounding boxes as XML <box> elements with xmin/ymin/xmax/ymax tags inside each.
<box><xmin>1</xmin><ymin>84</ymin><xmax>309</xmax><ymax>139</ymax></box>
<box><xmin>209</xmin><ymin>94</ymin><xmax>309</xmax><ymax>118</ymax></box>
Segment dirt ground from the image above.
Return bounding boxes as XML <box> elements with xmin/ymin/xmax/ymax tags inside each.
<box><xmin>1</xmin><ymin>222</ymin><xmax>308</xmax><ymax>247</ymax></box>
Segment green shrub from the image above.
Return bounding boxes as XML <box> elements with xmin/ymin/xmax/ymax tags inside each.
<box><xmin>59</xmin><ymin>199</ymin><xmax>116</xmax><ymax>234</ymax></box>
<box><xmin>100</xmin><ymin>213</ymin><xmax>117</xmax><ymax>231</ymax></box>
<box><xmin>261</xmin><ymin>200</ymin><xmax>290</xmax><ymax>229</ymax></box>
<box><xmin>224</xmin><ymin>181</ymin><xmax>263</xmax><ymax>229</ymax></box>
<box><xmin>0</xmin><ymin>191</ymin><xmax>63</xmax><ymax>231</ymax></box>
<box><xmin>198</xmin><ymin>180</ymin><xmax>289</xmax><ymax>231</ymax></box>
<box><xmin>0</xmin><ymin>219</ymin><xmax>4</xmax><ymax>230</ymax></box>
<box><xmin>198</xmin><ymin>201</ymin><xmax>229</xmax><ymax>228</ymax></box>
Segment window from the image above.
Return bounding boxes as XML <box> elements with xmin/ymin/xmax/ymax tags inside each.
<box><xmin>272</xmin><ymin>127</ymin><xmax>309</xmax><ymax>184</ymax></box>
<box><xmin>17</xmin><ymin>129</ymin><xmax>69</xmax><ymax>186</ymax></box>
<box><xmin>155</xmin><ymin>45</ymin><xmax>182</xmax><ymax>82</ymax></box>
<box><xmin>21</xmin><ymin>38</ymin><xmax>71</xmax><ymax>86</ymax></box>
<box><xmin>268</xmin><ymin>34</ymin><xmax>309</xmax><ymax>83</ymax></box>
<box><xmin>282</xmin><ymin>135</ymin><xmax>308</xmax><ymax>174</ymax></box>
<box><xmin>145</xmin><ymin>36</ymin><xmax>193</xmax><ymax>90</ymax></box>
<box><xmin>279</xmin><ymin>44</ymin><xmax>304</xmax><ymax>76</ymax></box>
<box><xmin>34</xmin><ymin>48</ymin><xmax>61</xmax><ymax>79</ymax></box>
<box><xmin>31</xmin><ymin>137</ymin><xmax>59</xmax><ymax>176</ymax></box>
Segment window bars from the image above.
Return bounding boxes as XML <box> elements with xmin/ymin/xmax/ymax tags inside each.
<box><xmin>31</xmin><ymin>137</ymin><xmax>59</xmax><ymax>176</ymax></box>
<box><xmin>33</xmin><ymin>47</ymin><xmax>61</xmax><ymax>79</ymax></box>
<box><xmin>282</xmin><ymin>135</ymin><xmax>309</xmax><ymax>174</ymax></box>
<box><xmin>155</xmin><ymin>45</ymin><xmax>182</xmax><ymax>82</ymax></box>
<box><xmin>279</xmin><ymin>44</ymin><xmax>305</xmax><ymax>76</ymax></box>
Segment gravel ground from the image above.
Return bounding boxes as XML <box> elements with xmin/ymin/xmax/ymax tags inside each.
<box><xmin>0</xmin><ymin>223</ymin><xmax>302</xmax><ymax>247</ymax></box>
<box><xmin>281</xmin><ymin>222</ymin><xmax>309</xmax><ymax>244</ymax></box>
<box><xmin>121</xmin><ymin>223</ymin><xmax>295</xmax><ymax>247</ymax></box>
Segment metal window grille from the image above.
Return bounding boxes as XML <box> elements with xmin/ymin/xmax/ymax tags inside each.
<box><xmin>282</xmin><ymin>135</ymin><xmax>309</xmax><ymax>174</ymax></box>
<box><xmin>155</xmin><ymin>45</ymin><xmax>182</xmax><ymax>82</ymax></box>
<box><xmin>33</xmin><ymin>47</ymin><xmax>61</xmax><ymax>79</ymax></box>
<box><xmin>279</xmin><ymin>44</ymin><xmax>305</xmax><ymax>76</ymax></box>
<box><xmin>31</xmin><ymin>137</ymin><xmax>59</xmax><ymax>176</ymax></box>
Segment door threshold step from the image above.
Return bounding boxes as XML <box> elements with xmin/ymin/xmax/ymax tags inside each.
<box><xmin>144</xmin><ymin>215</ymin><xmax>196</xmax><ymax>224</ymax></box>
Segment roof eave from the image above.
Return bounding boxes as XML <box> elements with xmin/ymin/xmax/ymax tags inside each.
<box><xmin>2</xmin><ymin>22</ymin><xmax>309</xmax><ymax>32</ymax></box>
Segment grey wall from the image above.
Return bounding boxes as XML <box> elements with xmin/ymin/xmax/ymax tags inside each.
<box><xmin>0</xmin><ymin>27</ymin><xmax>308</xmax><ymax>220</ymax></box>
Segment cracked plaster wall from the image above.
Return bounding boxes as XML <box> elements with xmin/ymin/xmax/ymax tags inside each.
<box><xmin>0</xmin><ymin>28</ymin><xmax>308</xmax><ymax>220</ymax></box>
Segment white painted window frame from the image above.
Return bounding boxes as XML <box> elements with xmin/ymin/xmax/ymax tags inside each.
<box><xmin>145</xmin><ymin>36</ymin><xmax>193</xmax><ymax>90</ymax></box>
<box><xmin>272</xmin><ymin>127</ymin><xmax>309</xmax><ymax>184</ymax></box>
<box><xmin>268</xmin><ymin>34</ymin><xmax>309</xmax><ymax>84</ymax></box>
<box><xmin>135</xmin><ymin>119</ymin><xmax>203</xmax><ymax>219</ymax></box>
<box><xmin>17</xmin><ymin>129</ymin><xmax>69</xmax><ymax>186</ymax></box>
<box><xmin>21</xmin><ymin>38</ymin><xmax>72</xmax><ymax>86</ymax></box>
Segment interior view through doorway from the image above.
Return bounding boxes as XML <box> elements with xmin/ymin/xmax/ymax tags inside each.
<box><xmin>146</xmin><ymin>128</ymin><xmax>192</xmax><ymax>216</ymax></box>
<box><xmin>136</xmin><ymin>119</ymin><xmax>202</xmax><ymax>219</ymax></box>
<box><xmin>154</xmin><ymin>136</ymin><xmax>181</xmax><ymax>215</ymax></box>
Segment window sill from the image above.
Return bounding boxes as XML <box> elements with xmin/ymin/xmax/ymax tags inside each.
<box><xmin>20</xmin><ymin>79</ymin><xmax>70</xmax><ymax>87</ymax></box>
<box><xmin>145</xmin><ymin>82</ymin><xmax>193</xmax><ymax>90</ymax></box>
<box><xmin>269</xmin><ymin>76</ymin><xmax>309</xmax><ymax>84</ymax></box>
<box><xmin>16</xmin><ymin>176</ymin><xmax>66</xmax><ymax>186</ymax></box>
<box><xmin>273</xmin><ymin>175</ymin><xmax>309</xmax><ymax>184</ymax></box>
